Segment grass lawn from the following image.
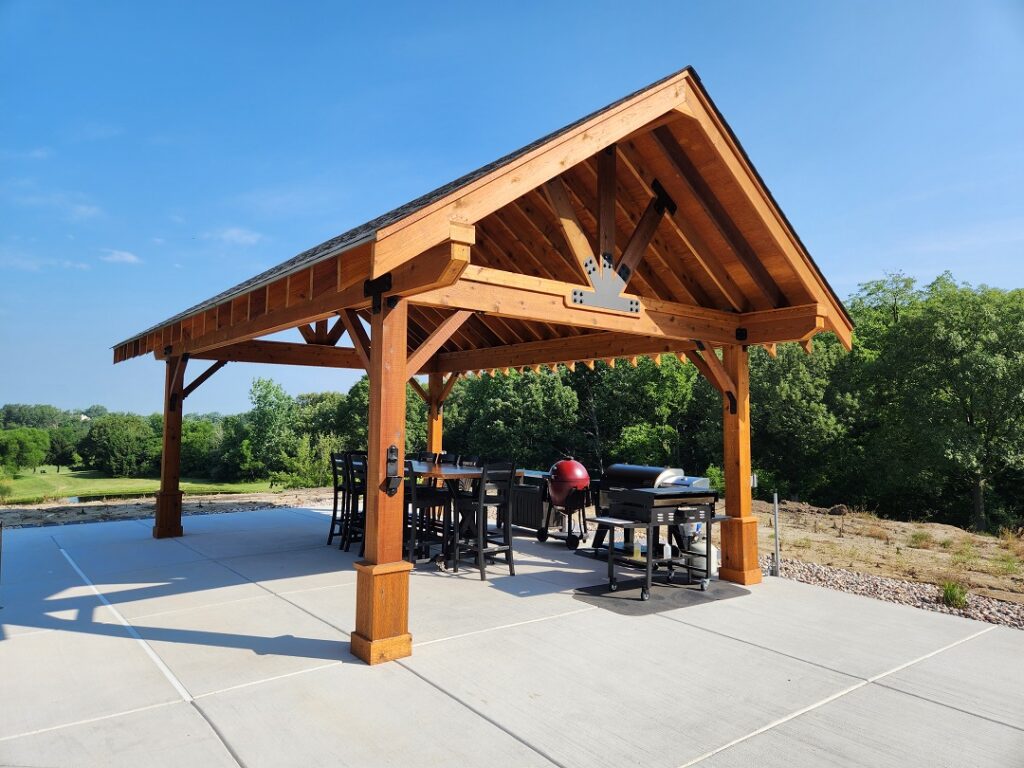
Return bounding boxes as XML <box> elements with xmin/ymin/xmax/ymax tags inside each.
<box><xmin>2</xmin><ymin>465</ymin><xmax>275</xmax><ymax>504</ymax></box>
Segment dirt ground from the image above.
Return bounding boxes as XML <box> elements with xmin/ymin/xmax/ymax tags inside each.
<box><xmin>745</xmin><ymin>499</ymin><xmax>1024</xmax><ymax>605</ymax></box>
<box><xmin>3</xmin><ymin>491</ymin><xmax>1022</xmax><ymax>606</ymax></box>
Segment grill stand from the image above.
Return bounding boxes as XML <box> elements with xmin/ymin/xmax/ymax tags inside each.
<box><xmin>590</xmin><ymin>510</ymin><xmax>722</xmax><ymax>600</ymax></box>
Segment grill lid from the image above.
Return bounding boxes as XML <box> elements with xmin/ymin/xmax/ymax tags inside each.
<box><xmin>600</xmin><ymin>463</ymin><xmax>688</xmax><ymax>489</ymax></box>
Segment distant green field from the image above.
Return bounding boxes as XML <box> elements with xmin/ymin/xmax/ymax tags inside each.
<box><xmin>2</xmin><ymin>465</ymin><xmax>275</xmax><ymax>504</ymax></box>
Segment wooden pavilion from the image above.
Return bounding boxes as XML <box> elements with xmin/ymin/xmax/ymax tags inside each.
<box><xmin>113</xmin><ymin>67</ymin><xmax>852</xmax><ymax>665</ymax></box>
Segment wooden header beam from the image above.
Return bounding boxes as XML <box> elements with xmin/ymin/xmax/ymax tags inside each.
<box><xmin>184</xmin><ymin>340</ymin><xmax>364</xmax><ymax>369</ymax></box>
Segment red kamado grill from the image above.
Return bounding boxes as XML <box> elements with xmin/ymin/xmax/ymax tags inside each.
<box><xmin>538</xmin><ymin>458</ymin><xmax>591</xmax><ymax>550</ymax></box>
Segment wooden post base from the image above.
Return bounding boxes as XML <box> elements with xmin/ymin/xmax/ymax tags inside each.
<box><xmin>352</xmin><ymin>559</ymin><xmax>414</xmax><ymax>665</ymax></box>
<box><xmin>153</xmin><ymin>491</ymin><xmax>184</xmax><ymax>538</ymax></box>
<box><xmin>719</xmin><ymin>515</ymin><xmax>762</xmax><ymax>585</ymax></box>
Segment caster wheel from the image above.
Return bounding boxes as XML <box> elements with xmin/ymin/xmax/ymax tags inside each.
<box><xmin>700</xmin><ymin>579</ymin><xmax>709</xmax><ymax>592</ymax></box>
<box><xmin>609</xmin><ymin>580</ymin><xmax>618</xmax><ymax>592</ymax></box>
<box><xmin>536</xmin><ymin>528</ymin><xmax>548</xmax><ymax>542</ymax></box>
<box><xmin>640</xmin><ymin>588</ymin><xmax>650</xmax><ymax>601</ymax></box>
<box><xmin>566</xmin><ymin>534</ymin><xmax>580</xmax><ymax>550</ymax></box>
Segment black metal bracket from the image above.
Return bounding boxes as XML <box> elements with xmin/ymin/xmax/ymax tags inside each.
<box><xmin>650</xmin><ymin>179</ymin><xmax>678</xmax><ymax>216</ymax></box>
<box><xmin>364</xmin><ymin>273</ymin><xmax>393</xmax><ymax>314</ymax></box>
<box><xmin>385</xmin><ymin>444</ymin><xmax>402</xmax><ymax>497</ymax></box>
<box><xmin>726</xmin><ymin>391</ymin><xmax>737</xmax><ymax>414</ymax></box>
<box><xmin>735</xmin><ymin>327</ymin><xmax>748</xmax><ymax>341</ymax></box>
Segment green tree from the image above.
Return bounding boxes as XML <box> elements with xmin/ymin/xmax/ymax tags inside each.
<box><xmin>181</xmin><ymin>417</ymin><xmax>222</xmax><ymax>476</ymax></box>
<box><xmin>245</xmin><ymin>378</ymin><xmax>296</xmax><ymax>476</ymax></box>
<box><xmin>0</xmin><ymin>404</ymin><xmax>65</xmax><ymax>429</ymax></box>
<box><xmin>47</xmin><ymin>424</ymin><xmax>85</xmax><ymax>472</ymax></box>
<box><xmin>0</xmin><ymin>427</ymin><xmax>51</xmax><ymax>472</ymax></box>
<box><xmin>445</xmin><ymin>369</ymin><xmax>579</xmax><ymax>467</ymax></box>
<box><xmin>79</xmin><ymin>414</ymin><xmax>159</xmax><ymax>477</ymax></box>
<box><xmin>879</xmin><ymin>275</ymin><xmax>1024</xmax><ymax>529</ymax></box>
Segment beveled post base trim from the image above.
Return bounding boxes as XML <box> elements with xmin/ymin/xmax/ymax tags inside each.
<box><xmin>719</xmin><ymin>515</ymin><xmax>761</xmax><ymax>585</ymax></box>
<box><xmin>352</xmin><ymin>559</ymin><xmax>414</xmax><ymax>665</ymax></box>
<box><xmin>153</xmin><ymin>491</ymin><xmax>184</xmax><ymax>538</ymax></box>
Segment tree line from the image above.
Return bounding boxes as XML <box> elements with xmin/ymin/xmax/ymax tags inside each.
<box><xmin>2</xmin><ymin>273</ymin><xmax>1022</xmax><ymax>532</ymax></box>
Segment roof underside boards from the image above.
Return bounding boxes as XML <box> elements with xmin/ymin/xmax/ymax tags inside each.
<box><xmin>114</xmin><ymin>67</ymin><xmax>852</xmax><ymax>368</ymax></box>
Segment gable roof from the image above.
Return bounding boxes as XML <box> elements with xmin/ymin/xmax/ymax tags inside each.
<box><xmin>114</xmin><ymin>66</ymin><xmax>852</xmax><ymax>362</ymax></box>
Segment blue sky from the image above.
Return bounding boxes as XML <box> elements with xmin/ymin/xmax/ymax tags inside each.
<box><xmin>2</xmin><ymin>1</ymin><xmax>1022</xmax><ymax>415</ymax></box>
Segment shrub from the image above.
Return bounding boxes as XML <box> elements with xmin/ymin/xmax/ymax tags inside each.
<box><xmin>908</xmin><ymin>530</ymin><xmax>934</xmax><ymax>549</ymax></box>
<box><xmin>940</xmin><ymin>581</ymin><xmax>968</xmax><ymax>609</ymax></box>
<box><xmin>864</xmin><ymin>525</ymin><xmax>889</xmax><ymax>542</ymax></box>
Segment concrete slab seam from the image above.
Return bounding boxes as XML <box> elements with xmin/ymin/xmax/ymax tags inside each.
<box><xmin>413</xmin><ymin>606</ymin><xmax>598</xmax><ymax>647</ymax></box>
<box><xmin>54</xmin><ymin>539</ymin><xmax>194</xmax><ymax>702</ymax></box>
<box><xmin>397</xmin><ymin>661</ymin><xmax>568</xmax><ymax>768</ymax></box>
<box><xmin>675</xmin><ymin>625</ymin><xmax>997</xmax><ymax>768</ymax></box>
<box><xmin>872</xmin><ymin>680</ymin><xmax>1024</xmax><ymax>733</ymax></box>
<box><xmin>193</xmin><ymin>660</ymin><xmax>345</xmax><ymax>700</ymax></box>
<box><xmin>0</xmin><ymin>701</ymin><xmax>179</xmax><ymax>744</ymax></box>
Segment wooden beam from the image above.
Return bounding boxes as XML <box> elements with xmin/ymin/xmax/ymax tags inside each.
<box><xmin>615</xmin><ymin>194</ymin><xmax>667</xmax><ymax>284</ymax></box>
<box><xmin>414</xmin><ymin>269</ymin><xmax>741</xmax><ymax>345</ymax></box>
<box><xmin>324</xmin><ymin>317</ymin><xmax>346</xmax><ymax>346</ymax></box>
<box><xmin>686</xmin><ymin>344</ymin><xmax>736</xmax><ymax>399</ymax></box>
<box><xmin>298</xmin><ymin>324</ymin><xmax>318</xmax><ymax>344</ymax></box>
<box><xmin>155</xmin><ymin>356</ymin><xmax>187</xmax><ymax>539</ymax></box>
<box><xmin>405</xmin><ymin>310</ymin><xmax>472</xmax><ymax>378</ymax></box>
<box><xmin>651</xmin><ymin>125</ymin><xmax>785</xmax><ymax>307</ymax></box>
<box><xmin>150</xmin><ymin>240</ymin><xmax>466</xmax><ymax>360</ymax></box>
<box><xmin>190</xmin><ymin>340</ymin><xmax>364</xmax><ymax>369</ymax></box>
<box><xmin>353</xmin><ymin>296</ymin><xmax>413</xmax><ymax>665</ymax></box>
<box><xmin>426</xmin><ymin>371</ymin><xmax>444</xmax><ymax>454</ymax></box>
<box><xmin>597</xmin><ymin>144</ymin><xmax>616</xmax><ymax>271</ymax></box>
<box><xmin>680</xmin><ymin>78</ymin><xmax>854</xmax><ymax>349</ymax></box>
<box><xmin>371</xmin><ymin>69</ymin><xmax>693</xmax><ymax>277</ymax></box>
<box><xmin>439</xmin><ymin>372</ymin><xmax>460</xmax><ymax>404</ymax></box>
<box><xmin>719</xmin><ymin>344</ymin><xmax>761</xmax><ymax>585</ymax></box>
<box><xmin>542</xmin><ymin>175</ymin><xmax>596</xmax><ymax>282</ymax></box>
<box><xmin>408</xmin><ymin>377</ymin><xmax>428</xmax><ymax>402</ymax></box>
<box><xmin>341</xmin><ymin>310</ymin><xmax>371</xmax><ymax>370</ymax></box>
<box><xmin>314</xmin><ymin>319</ymin><xmax>329</xmax><ymax>343</ymax></box>
<box><xmin>430</xmin><ymin>331</ymin><xmax>695</xmax><ymax>374</ymax></box>
<box><xmin>182</xmin><ymin>360</ymin><xmax>228</xmax><ymax>399</ymax></box>
<box><xmin>617</xmin><ymin>141</ymin><xmax>750</xmax><ymax>312</ymax></box>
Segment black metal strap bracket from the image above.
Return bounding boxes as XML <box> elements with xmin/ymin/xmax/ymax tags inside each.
<box><xmin>364</xmin><ymin>273</ymin><xmax>393</xmax><ymax>314</ymax></box>
<box><xmin>385</xmin><ymin>444</ymin><xmax>402</xmax><ymax>496</ymax></box>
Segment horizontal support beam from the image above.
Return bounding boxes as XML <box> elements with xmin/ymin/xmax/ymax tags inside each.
<box><xmin>427</xmin><ymin>331</ymin><xmax>697</xmax><ymax>374</ymax></box>
<box><xmin>185</xmin><ymin>340</ymin><xmax>365</xmax><ymax>369</ymax></box>
<box><xmin>417</xmin><ymin>267</ymin><xmax>741</xmax><ymax>344</ymax></box>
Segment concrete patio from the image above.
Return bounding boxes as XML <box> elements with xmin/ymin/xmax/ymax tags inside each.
<box><xmin>1</xmin><ymin>507</ymin><xmax>1021</xmax><ymax>768</ymax></box>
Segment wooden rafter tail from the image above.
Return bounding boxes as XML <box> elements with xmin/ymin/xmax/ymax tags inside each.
<box><xmin>629</xmin><ymin>356</ymin><xmax>639</xmax><ymax>367</ymax></box>
<box><xmin>565</xmin><ymin>361</ymin><xmax>576</xmax><ymax>372</ymax></box>
<box><xmin>182</xmin><ymin>360</ymin><xmax>228</xmax><ymax>400</ymax></box>
<box><xmin>764</xmin><ymin>343</ymin><xmax>778</xmax><ymax>358</ymax></box>
<box><xmin>584</xmin><ymin>360</ymin><xmax>596</xmax><ymax>370</ymax></box>
<box><xmin>800</xmin><ymin>339</ymin><xmax>813</xmax><ymax>354</ymax></box>
<box><xmin>650</xmin><ymin>353</ymin><xmax>662</xmax><ymax>367</ymax></box>
<box><xmin>605</xmin><ymin>358</ymin><xmax>616</xmax><ymax>368</ymax></box>
<box><xmin>548</xmin><ymin>363</ymin><xmax>559</xmax><ymax>373</ymax></box>
<box><xmin>531</xmin><ymin>364</ymin><xmax>542</xmax><ymax>374</ymax></box>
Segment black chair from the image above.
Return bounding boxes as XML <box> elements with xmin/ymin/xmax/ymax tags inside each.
<box><xmin>437</xmin><ymin>451</ymin><xmax>458</xmax><ymax>466</ymax></box>
<box><xmin>327</xmin><ymin>452</ymin><xmax>347</xmax><ymax>545</ymax></box>
<box><xmin>416</xmin><ymin>451</ymin><xmax>439</xmax><ymax>464</ymax></box>
<box><xmin>453</xmin><ymin>462</ymin><xmax>517</xmax><ymax>580</ymax></box>
<box><xmin>404</xmin><ymin>460</ymin><xmax>452</xmax><ymax>563</ymax></box>
<box><xmin>341</xmin><ymin>451</ymin><xmax>368</xmax><ymax>554</ymax></box>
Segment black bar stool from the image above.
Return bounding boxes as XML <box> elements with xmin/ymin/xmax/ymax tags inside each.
<box><xmin>327</xmin><ymin>452</ymin><xmax>347</xmax><ymax>545</ymax></box>
<box><xmin>404</xmin><ymin>460</ymin><xmax>452</xmax><ymax>563</ymax></box>
<box><xmin>453</xmin><ymin>462</ymin><xmax>517</xmax><ymax>580</ymax></box>
<box><xmin>341</xmin><ymin>451</ymin><xmax>367</xmax><ymax>555</ymax></box>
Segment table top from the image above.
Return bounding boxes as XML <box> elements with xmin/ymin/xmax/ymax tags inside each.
<box><xmin>407</xmin><ymin>461</ymin><xmax>545</xmax><ymax>480</ymax></box>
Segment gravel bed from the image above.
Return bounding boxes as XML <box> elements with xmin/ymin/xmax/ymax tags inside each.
<box><xmin>760</xmin><ymin>555</ymin><xmax>1024</xmax><ymax>631</ymax></box>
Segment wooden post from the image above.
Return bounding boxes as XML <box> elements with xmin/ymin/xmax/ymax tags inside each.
<box><xmin>154</xmin><ymin>355</ymin><xmax>187</xmax><ymax>538</ymax></box>
<box><xmin>718</xmin><ymin>344</ymin><xmax>762</xmax><ymax>585</ymax></box>
<box><xmin>352</xmin><ymin>296</ymin><xmax>414</xmax><ymax>664</ymax></box>
<box><xmin>426</xmin><ymin>371</ymin><xmax>443</xmax><ymax>454</ymax></box>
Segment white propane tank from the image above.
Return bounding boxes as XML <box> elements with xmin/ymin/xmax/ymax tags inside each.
<box><xmin>688</xmin><ymin>542</ymin><xmax>719</xmax><ymax>577</ymax></box>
